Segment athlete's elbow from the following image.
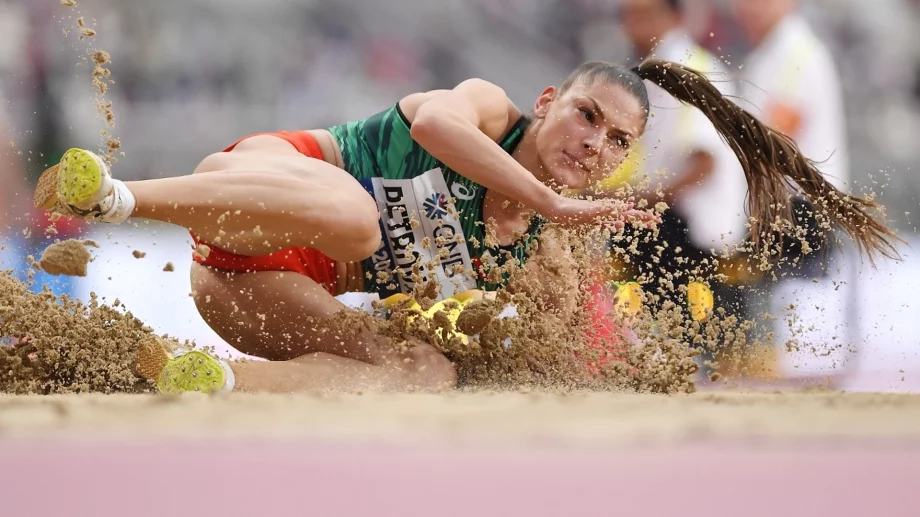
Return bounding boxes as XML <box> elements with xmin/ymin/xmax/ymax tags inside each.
<box><xmin>408</xmin><ymin>110</ymin><xmax>435</xmax><ymax>143</ymax></box>
<box><xmin>410</xmin><ymin>103</ymin><xmax>456</xmax><ymax>145</ymax></box>
<box><xmin>410</xmin><ymin>90</ymin><xmax>484</xmax><ymax>142</ymax></box>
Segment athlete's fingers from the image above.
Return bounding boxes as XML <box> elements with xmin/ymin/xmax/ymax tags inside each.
<box><xmin>621</xmin><ymin>209</ymin><xmax>660</xmax><ymax>227</ymax></box>
<box><xmin>599</xmin><ymin>219</ymin><xmax>625</xmax><ymax>231</ymax></box>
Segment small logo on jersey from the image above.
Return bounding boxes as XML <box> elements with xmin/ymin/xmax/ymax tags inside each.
<box><xmin>471</xmin><ymin>254</ymin><xmax>497</xmax><ymax>283</ymax></box>
<box><xmin>422</xmin><ymin>192</ymin><xmax>449</xmax><ymax>220</ymax></box>
<box><xmin>471</xmin><ymin>256</ymin><xmax>486</xmax><ymax>281</ymax></box>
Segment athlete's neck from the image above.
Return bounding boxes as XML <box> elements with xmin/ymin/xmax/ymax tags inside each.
<box><xmin>512</xmin><ymin>122</ymin><xmax>550</xmax><ymax>186</ymax></box>
<box><xmin>481</xmin><ymin>124</ymin><xmax>542</xmax><ymax>243</ymax></box>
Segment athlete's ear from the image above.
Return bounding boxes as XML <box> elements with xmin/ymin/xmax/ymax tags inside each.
<box><xmin>533</xmin><ymin>86</ymin><xmax>557</xmax><ymax>119</ymax></box>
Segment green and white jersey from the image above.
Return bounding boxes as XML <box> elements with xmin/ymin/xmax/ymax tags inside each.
<box><xmin>327</xmin><ymin>103</ymin><xmax>542</xmax><ymax>299</ymax></box>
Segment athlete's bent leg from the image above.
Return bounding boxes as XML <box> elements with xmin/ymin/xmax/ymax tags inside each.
<box><xmin>136</xmin><ymin>335</ymin><xmax>457</xmax><ymax>394</ymax></box>
<box><xmin>232</xmin><ymin>347</ymin><xmax>456</xmax><ymax>394</ymax></box>
<box><xmin>191</xmin><ymin>265</ymin><xmax>391</xmax><ymax>362</ymax></box>
<box><xmin>38</xmin><ymin>135</ymin><xmax>381</xmax><ymax>263</ymax></box>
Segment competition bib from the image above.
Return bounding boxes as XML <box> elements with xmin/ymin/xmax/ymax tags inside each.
<box><xmin>360</xmin><ymin>169</ymin><xmax>478</xmax><ymax>300</ymax></box>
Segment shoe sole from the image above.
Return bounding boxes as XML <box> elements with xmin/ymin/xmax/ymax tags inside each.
<box><xmin>59</xmin><ymin>148</ymin><xmax>109</xmax><ymax>207</ymax></box>
<box><xmin>136</xmin><ymin>338</ymin><xmax>226</xmax><ymax>394</ymax></box>
<box><xmin>135</xmin><ymin>338</ymin><xmax>172</xmax><ymax>381</ymax></box>
<box><xmin>34</xmin><ymin>148</ymin><xmax>111</xmax><ymax>211</ymax></box>
<box><xmin>34</xmin><ymin>164</ymin><xmax>60</xmax><ymax>210</ymax></box>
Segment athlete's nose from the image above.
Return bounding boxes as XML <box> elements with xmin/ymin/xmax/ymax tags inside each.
<box><xmin>582</xmin><ymin>135</ymin><xmax>601</xmax><ymax>157</ymax></box>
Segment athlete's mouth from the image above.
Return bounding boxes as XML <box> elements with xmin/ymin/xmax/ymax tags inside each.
<box><xmin>563</xmin><ymin>151</ymin><xmax>590</xmax><ymax>174</ymax></box>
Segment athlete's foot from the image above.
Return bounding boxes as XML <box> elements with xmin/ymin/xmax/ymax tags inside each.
<box><xmin>400</xmin><ymin>342</ymin><xmax>458</xmax><ymax>391</ymax></box>
<box><xmin>34</xmin><ymin>148</ymin><xmax>135</xmax><ymax>223</ymax></box>
<box><xmin>135</xmin><ymin>338</ymin><xmax>235</xmax><ymax>395</ymax></box>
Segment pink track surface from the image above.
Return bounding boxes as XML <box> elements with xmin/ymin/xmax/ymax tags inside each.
<box><xmin>2</xmin><ymin>440</ymin><xmax>917</xmax><ymax>516</ymax></box>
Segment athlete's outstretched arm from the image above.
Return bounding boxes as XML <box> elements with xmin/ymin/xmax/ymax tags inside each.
<box><xmin>402</xmin><ymin>80</ymin><xmax>656</xmax><ymax>228</ymax></box>
<box><xmin>404</xmin><ymin>80</ymin><xmax>554</xmax><ymax>208</ymax></box>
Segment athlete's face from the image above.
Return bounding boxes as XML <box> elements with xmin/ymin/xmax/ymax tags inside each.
<box><xmin>532</xmin><ymin>80</ymin><xmax>646</xmax><ymax>191</ymax></box>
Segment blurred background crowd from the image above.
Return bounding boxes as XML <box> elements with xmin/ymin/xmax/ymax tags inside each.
<box><xmin>0</xmin><ymin>0</ymin><xmax>918</xmax><ymax>389</ymax></box>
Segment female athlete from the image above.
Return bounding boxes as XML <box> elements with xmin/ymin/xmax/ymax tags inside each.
<box><xmin>35</xmin><ymin>60</ymin><xmax>898</xmax><ymax>395</ymax></box>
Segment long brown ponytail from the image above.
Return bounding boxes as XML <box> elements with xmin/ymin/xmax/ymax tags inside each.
<box><xmin>630</xmin><ymin>59</ymin><xmax>900</xmax><ymax>262</ymax></box>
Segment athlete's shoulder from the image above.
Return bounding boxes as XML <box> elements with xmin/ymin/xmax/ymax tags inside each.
<box><xmin>397</xmin><ymin>79</ymin><xmax>509</xmax><ymax>120</ymax></box>
<box><xmin>397</xmin><ymin>79</ymin><xmax>522</xmax><ymax>143</ymax></box>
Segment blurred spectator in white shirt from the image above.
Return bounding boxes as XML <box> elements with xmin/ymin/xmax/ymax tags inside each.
<box><xmin>587</xmin><ymin>0</ymin><xmax>748</xmax><ymax>342</ymax></box>
<box><xmin>733</xmin><ymin>0</ymin><xmax>849</xmax><ymax>191</ymax></box>
<box><xmin>615</xmin><ymin>0</ymin><xmax>747</xmax><ymax>253</ymax></box>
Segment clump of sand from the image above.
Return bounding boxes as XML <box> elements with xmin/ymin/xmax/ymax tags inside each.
<box><xmin>0</xmin><ymin>268</ymin><xmax>160</xmax><ymax>395</ymax></box>
<box><xmin>35</xmin><ymin>239</ymin><xmax>99</xmax><ymax>277</ymax></box>
<box><xmin>193</xmin><ymin>244</ymin><xmax>211</xmax><ymax>261</ymax></box>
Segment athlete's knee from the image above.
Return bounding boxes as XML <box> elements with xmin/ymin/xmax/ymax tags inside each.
<box><xmin>318</xmin><ymin>189</ymin><xmax>380</xmax><ymax>262</ymax></box>
<box><xmin>348</xmin><ymin>195</ymin><xmax>383</xmax><ymax>258</ymax></box>
<box><xmin>406</xmin><ymin>344</ymin><xmax>457</xmax><ymax>392</ymax></box>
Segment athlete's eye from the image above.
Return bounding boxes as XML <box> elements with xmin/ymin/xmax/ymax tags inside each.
<box><xmin>609</xmin><ymin>135</ymin><xmax>629</xmax><ymax>149</ymax></box>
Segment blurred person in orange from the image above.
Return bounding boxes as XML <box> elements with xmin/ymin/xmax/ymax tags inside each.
<box><xmin>731</xmin><ymin>0</ymin><xmax>854</xmax><ymax>383</ymax></box>
<box><xmin>34</xmin><ymin>58</ymin><xmax>895</xmax><ymax>395</ymax></box>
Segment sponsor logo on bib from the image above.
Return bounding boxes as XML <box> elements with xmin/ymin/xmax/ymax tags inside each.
<box><xmin>360</xmin><ymin>169</ymin><xmax>477</xmax><ymax>300</ymax></box>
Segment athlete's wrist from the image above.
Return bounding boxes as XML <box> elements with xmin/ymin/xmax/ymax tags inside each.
<box><xmin>526</xmin><ymin>183</ymin><xmax>560</xmax><ymax>215</ymax></box>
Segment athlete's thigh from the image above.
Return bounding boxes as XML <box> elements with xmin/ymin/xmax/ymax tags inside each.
<box><xmin>191</xmin><ymin>264</ymin><xmax>384</xmax><ymax>363</ymax></box>
<box><xmin>193</xmin><ymin>134</ymin><xmax>353</xmax><ymax>187</ymax></box>
<box><xmin>193</xmin><ymin>134</ymin><xmax>376</xmax><ymax>228</ymax></box>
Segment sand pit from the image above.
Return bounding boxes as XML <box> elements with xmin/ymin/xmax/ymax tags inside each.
<box><xmin>1</xmin><ymin>391</ymin><xmax>920</xmax><ymax>441</ymax></box>
<box><xmin>1</xmin><ymin>391</ymin><xmax>919</xmax><ymax>516</ymax></box>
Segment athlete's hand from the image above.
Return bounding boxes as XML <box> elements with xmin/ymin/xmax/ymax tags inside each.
<box><xmin>542</xmin><ymin>196</ymin><xmax>660</xmax><ymax>231</ymax></box>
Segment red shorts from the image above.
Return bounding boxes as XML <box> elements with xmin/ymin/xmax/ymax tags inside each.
<box><xmin>189</xmin><ymin>130</ymin><xmax>340</xmax><ymax>295</ymax></box>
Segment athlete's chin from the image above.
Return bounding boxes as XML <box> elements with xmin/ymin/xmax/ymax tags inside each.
<box><xmin>548</xmin><ymin>167</ymin><xmax>588</xmax><ymax>192</ymax></box>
